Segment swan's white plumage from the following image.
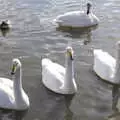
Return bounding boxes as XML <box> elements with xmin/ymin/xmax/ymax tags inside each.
<box><xmin>0</xmin><ymin>78</ymin><xmax>14</xmax><ymax>108</ymax></box>
<box><xmin>42</xmin><ymin>59</ymin><xmax>64</xmax><ymax>90</ymax></box>
<box><xmin>0</xmin><ymin>77</ymin><xmax>29</xmax><ymax>110</ymax></box>
<box><xmin>0</xmin><ymin>59</ymin><xmax>29</xmax><ymax>110</ymax></box>
<box><xmin>93</xmin><ymin>49</ymin><xmax>117</xmax><ymax>83</ymax></box>
<box><xmin>54</xmin><ymin>10</ymin><xmax>99</xmax><ymax>28</ymax></box>
<box><xmin>0</xmin><ymin>78</ymin><xmax>29</xmax><ymax>109</ymax></box>
<box><xmin>42</xmin><ymin>58</ymin><xmax>77</xmax><ymax>94</ymax></box>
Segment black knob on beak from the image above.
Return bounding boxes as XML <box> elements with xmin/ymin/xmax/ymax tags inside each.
<box><xmin>70</xmin><ymin>55</ymin><xmax>74</xmax><ymax>60</ymax></box>
<box><xmin>11</xmin><ymin>72</ymin><xmax>15</xmax><ymax>75</ymax></box>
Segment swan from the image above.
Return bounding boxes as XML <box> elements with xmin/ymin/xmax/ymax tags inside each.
<box><xmin>0</xmin><ymin>58</ymin><xmax>29</xmax><ymax>110</ymax></box>
<box><xmin>93</xmin><ymin>41</ymin><xmax>120</xmax><ymax>84</ymax></box>
<box><xmin>54</xmin><ymin>3</ymin><xmax>99</xmax><ymax>28</ymax></box>
<box><xmin>42</xmin><ymin>46</ymin><xmax>77</xmax><ymax>94</ymax></box>
<box><xmin>0</xmin><ymin>20</ymin><xmax>11</xmax><ymax>29</ymax></box>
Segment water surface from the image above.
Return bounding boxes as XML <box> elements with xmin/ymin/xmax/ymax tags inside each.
<box><xmin>0</xmin><ymin>0</ymin><xmax>120</xmax><ymax>119</ymax></box>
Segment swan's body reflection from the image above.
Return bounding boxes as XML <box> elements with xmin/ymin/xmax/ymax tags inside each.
<box><xmin>0</xmin><ymin>28</ymin><xmax>10</xmax><ymax>37</ymax></box>
<box><xmin>56</xmin><ymin>25</ymin><xmax>98</xmax><ymax>45</ymax></box>
<box><xmin>0</xmin><ymin>109</ymin><xmax>28</xmax><ymax>120</ymax></box>
<box><xmin>112</xmin><ymin>84</ymin><xmax>120</xmax><ymax>112</ymax></box>
<box><xmin>64</xmin><ymin>95</ymin><xmax>74</xmax><ymax>120</ymax></box>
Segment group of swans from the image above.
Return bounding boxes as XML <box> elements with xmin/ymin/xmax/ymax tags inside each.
<box><xmin>1</xmin><ymin>40</ymin><xmax>120</xmax><ymax>111</ymax></box>
<box><xmin>0</xmin><ymin>46</ymin><xmax>77</xmax><ymax>111</ymax></box>
<box><xmin>0</xmin><ymin>1</ymin><xmax>118</xmax><ymax>111</ymax></box>
<box><xmin>54</xmin><ymin>2</ymin><xmax>99</xmax><ymax>28</ymax></box>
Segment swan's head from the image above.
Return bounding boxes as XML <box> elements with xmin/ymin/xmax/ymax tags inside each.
<box><xmin>87</xmin><ymin>3</ymin><xmax>92</xmax><ymax>8</ymax></box>
<box><xmin>11</xmin><ymin>58</ymin><xmax>21</xmax><ymax>75</ymax></box>
<box><xmin>87</xmin><ymin>2</ymin><xmax>92</xmax><ymax>15</ymax></box>
<box><xmin>66</xmin><ymin>46</ymin><xmax>74</xmax><ymax>60</ymax></box>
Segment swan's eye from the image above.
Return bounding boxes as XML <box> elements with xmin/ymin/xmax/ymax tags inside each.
<box><xmin>14</xmin><ymin>61</ymin><xmax>18</xmax><ymax>66</ymax></box>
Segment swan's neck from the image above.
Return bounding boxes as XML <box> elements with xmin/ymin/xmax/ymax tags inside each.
<box><xmin>64</xmin><ymin>56</ymin><xmax>74</xmax><ymax>89</ymax></box>
<box><xmin>114</xmin><ymin>49</ymin><xmax>120</xmax><ymax>81</ymax></box>
<box><xmin>13</xmin><ymin>67</ymin><xmax>24</xmax><ymax>106</ymax></box>
<box><xmin>87</xmin><ymin>6</ymin><xmax>91</xmax><ymax>15</ymax></box>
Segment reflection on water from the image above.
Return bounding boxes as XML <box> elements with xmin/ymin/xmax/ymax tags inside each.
<box><xmin>0</xmin><ymin>28</ymin><xmax>10</xmax><ymax>37</ymax></box>
<box><xmin>56</xmin><ymin>25</ymin><xmax>98</xmax><ymax>45</ymax></box>
<box><xmin>93</xmin><ymin>70</ymin><xmax>120</xmax><ymax>120</ymax></box>
<box><xmin>112</xmin><ymin>85</ymin><xmax>120</xmax><ymax>112</ymax></box>
<box><xmin>64</xmin><ymin>95</ymin><xmax>74</xmax><ymax>120</ymax></box>
<box><xmin>0</xmin><ymin>109</ymin><xmax>28</xmax><ymax>120</ymax></box>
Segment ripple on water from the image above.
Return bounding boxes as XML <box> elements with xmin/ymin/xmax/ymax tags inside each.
<box><xmin>103</xmin><ymin>2</ymin><xmax>113</xmax><ymax>6</ymax></box>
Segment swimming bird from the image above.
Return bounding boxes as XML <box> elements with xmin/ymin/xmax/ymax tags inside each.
<box><xmin>0</xmin><ymin>58</ymin><xmax>29</xmax><ymax>110</ymax></box>
<box><xmin>42</xmin><ymin>46</ymin><xmax>77</xmax><ymax>94</ymax></box>
<box><xmin>93</xmin><ymin>41</ymin><xmax>120</xmax><ymax>84</ymax></box>
<box><xmin>54</xmin><ymin>2</ymin><xmax>99</xmax><ymax>28</ymax></box>
<box><xmin>0</xmin><ymin>20</ymin><xmax>11</xmax><ymax>29</ymax></box>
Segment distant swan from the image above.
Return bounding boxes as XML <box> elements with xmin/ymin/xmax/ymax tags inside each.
<box><xmin>42</xmin><ymin>46</ymin><xmax>77</xmax><ymax>94</ymax></box>
<box><xmin>93</xmin><ymin>41</ymin><xmax>120</xmax><ymax>84</ymax></box>
<box><xmin>0</xmin><ymin>58</ymin><xmax>29</xmax><ymax>110</ymax></box>
<box><xmin>54</xmin><ymin>3</ymin><xmax>99</xmax><ymax>28</ymax></box>
<box><xmin>0</xmin><ymin>20</ymin><xmax>11</xmax><ymax>29</ymax></box>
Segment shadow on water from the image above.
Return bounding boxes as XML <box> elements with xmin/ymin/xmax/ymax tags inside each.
<box><xmin>56</xmin><ymin>25</ymin><xmax>98</xmax><ymax>45</ymax></box>
<box><xmin>0</xmin><ymin>108</ymin><xmax>28</xmax><ymax>120</ymax></box>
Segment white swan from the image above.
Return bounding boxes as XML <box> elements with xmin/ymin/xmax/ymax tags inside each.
<box><xmin>42</xmin><ymin>46</ymin><xmax>77</xmax><ymax>94</ymax></box>
<box><xmin>0</xmin><ymin>58</ymin><xmax>29</xmax><ymax>110</ymax></box>
<box><xmin>93</xmin><ymin>41</ymin><xmax>120</xmax><ymax>84</ymax></box>
<box><xmin>54</xmin><ymin>3</ymin><xmax>99</xmax><ymax>28</ymax></box>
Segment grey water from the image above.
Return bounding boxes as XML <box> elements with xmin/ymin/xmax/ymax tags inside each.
<box><xmin>0</xmin><ymin>0</ymin><xmax>120</xmax><ymax>119</ymax></box>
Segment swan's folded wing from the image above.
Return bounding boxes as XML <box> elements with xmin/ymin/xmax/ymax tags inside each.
<box><xmin>52</xmin><ymin>62</ymin><xmax>65</xmax><ymax>76</ymax></box>
<box><xmin>42</xmin><ymin>58</ymin><xmax>65</xmax><ymax>76</ymax></box>
<box><xmin>55</xmin><ymin>11</ymin><xmax>86</xmax><ymax>27</ymax></box>
<box><xmin>42</xmin><ymin>63</ymin><xmax>64</xmax><ymax>91</ymax></box>
<box><xmin>93</xmin><ymin>49</ymin><xmax>116</xmax><ymax>80</ymax></box>
<box><xmin>0</xmin><ymin>78</ymin><xmax>15</xmax><ymax>109</ymax></box>
<box><xmin>0</xmin><ymin>78</ymin><xmax>13</xmax><ymax>89</ymax></box>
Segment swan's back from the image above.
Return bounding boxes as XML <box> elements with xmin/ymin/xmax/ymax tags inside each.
<box><xmin>42</xmin><ymin>58</ymin><xmax>65</xmax><ymax>75</ymax></box>
<box><xmin>93</xmin><ymin>49</ymin><xmax>116</xmax><ymax>81</ymax></box>
<box><xmin>54</xmin><ymin>11</ymin><xmax>99</xmax><ymax>27</ymax></box>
